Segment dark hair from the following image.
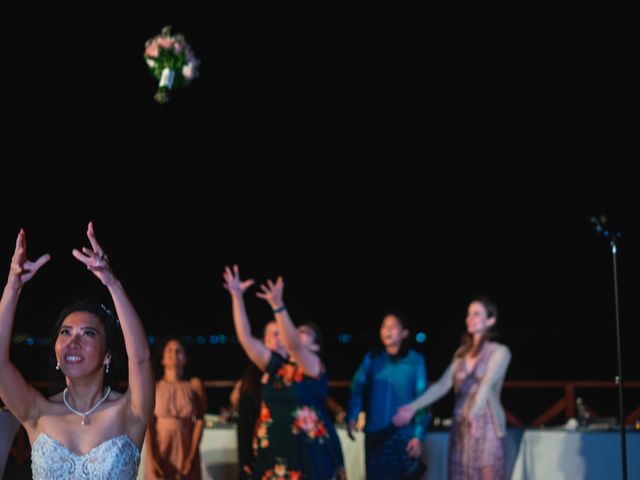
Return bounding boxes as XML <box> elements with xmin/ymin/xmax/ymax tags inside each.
<box><xmin>49</xmin><ymin>299</ymin><xmax>125</xmax><ymax>393</ymax></box>
<box><xmin>240</xmin><ymin>362</ymin><xmax>262</xmax><ymax>396</ymax></box>
<box><xmin>373</xmin><ymin>310</ymin><xmax>411</xmax><ymax>359</ymax></box>
<box><xmin>455</xmin><ymin>294</ymin><xmax>498</xmax><ymax>359</ymax></box>
<box><xmin>300</xmin><ymin>321</ymin><xmax>323</xmax><ymax>352</ymax></box>
<box><xmin>151</xmin><ymin>336</ymin><xmax>191</xmax><ymax>381</ymax></box>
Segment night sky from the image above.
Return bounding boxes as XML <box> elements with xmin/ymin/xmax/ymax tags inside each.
<box><xmin>4</xmin><ymin>7</ymin><xmax>638</xmax><ymax>417</ymax></box>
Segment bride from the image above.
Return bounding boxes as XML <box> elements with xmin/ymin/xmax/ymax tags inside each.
<box><xmin>0</xmin><ymin>222</ymin><xmax>154</xmax><ymax>479</ymax></box>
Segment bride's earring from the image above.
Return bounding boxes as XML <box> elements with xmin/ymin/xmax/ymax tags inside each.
<box><xmin>56</xmin><ymin>361</ymin><xmax>60</xmax><ymax>371</ymax></box>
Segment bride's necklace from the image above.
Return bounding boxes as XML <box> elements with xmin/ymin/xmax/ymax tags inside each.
<box><xmin>63</xmin><ymin>386</ymin><xmax>111</xmax><ymax>425</ymax></box>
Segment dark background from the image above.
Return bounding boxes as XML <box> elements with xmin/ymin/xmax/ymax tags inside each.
<box><xmin>3</xmin><ymin>6</ymin><xmax>638</xmax><ymax>420</ymax></box>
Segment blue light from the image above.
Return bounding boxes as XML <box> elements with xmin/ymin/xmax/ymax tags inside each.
<box><xmin>196</xmin><ymin>336</ymin><xmax>206</xmax><ymax>346</ymax></box>
<box><xmin>415</xmin><ymin>332</ymin><xmax>427</xmax><ymax>343</ymax></box>
<box><xmin>338</xmin><ymin>334</ymin><xmax>353</xmax><ymax>344</ymax></box>
<box><xmin>219</xmin><ymin>335</ymin><xmax>227</xmax><ymax>344</ymax></box>
<box><xmin>210</xmin><ymin>335</ymin><xmax>219</xmax><ymax>345</ymax></box>
<box><xmin>26</xmin><ymin>337</ymin><xmax>34</xmax><ymax>347</ymax></box>
<box><xmin>147</xmin><ymin>335</ymin><xmax>156</xmax><ymax>345</ymax></box>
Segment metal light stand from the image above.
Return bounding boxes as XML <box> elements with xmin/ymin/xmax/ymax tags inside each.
<box><xmin>591</xmin><ymin>215</ymin><xmax>627</xmax><ymax>480</ymax></box>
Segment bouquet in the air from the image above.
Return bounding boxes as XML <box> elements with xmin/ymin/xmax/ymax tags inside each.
<box><xmin>144</xmin><ymin>26</ymin><xmax>200</xmax><ymax>103</ymax></box>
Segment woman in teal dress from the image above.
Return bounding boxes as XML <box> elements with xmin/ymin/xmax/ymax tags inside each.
<box><xmin>223</xmin><ymin>265</ymin><xmax>345</xmax><ymax>480</ymax></box>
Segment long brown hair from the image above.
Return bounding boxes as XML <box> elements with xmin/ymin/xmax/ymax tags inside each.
<box><xmin>455</xmin><ymin>295</ymin><xmax>498</xmax><ymax>359</ymax></box>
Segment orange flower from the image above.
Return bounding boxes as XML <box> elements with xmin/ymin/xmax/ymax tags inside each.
<box><xmin>260</xmin><ymin>401</ymin><xmax>271</xmax><ymax>422</ymax></box>
<box><xmin>275</xmin><ymin>362</ymin><xmax>304</xmax><ymax>387</ymax></box>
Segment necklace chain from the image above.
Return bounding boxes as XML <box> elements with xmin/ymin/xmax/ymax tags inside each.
<box><xmin>63</xmin><ymin>386</ymin><xmax>111</xmax><ymax>425</ymax></box>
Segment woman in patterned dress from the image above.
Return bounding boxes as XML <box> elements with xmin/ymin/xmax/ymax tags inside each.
<box><xmin>393</xmin><ymin>295</ymin><xmax>511</xmax><ymax>480</ymax></box>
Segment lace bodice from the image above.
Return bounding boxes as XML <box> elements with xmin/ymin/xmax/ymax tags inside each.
<box><xmin>31</xmin><ymin>433</ymin><xmax>140</xmax><ymax>480</ymax></box>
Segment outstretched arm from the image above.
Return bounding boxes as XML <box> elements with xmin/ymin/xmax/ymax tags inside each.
<box><xmin>72</xmin><ymin>222</ymin><xmax>154</xmax><ymax>436</ymax></box>
<box><xmin>256</xmin><ymin>277</ymin><xmax>321</xmax><ymax>378</ymax></box>
<box><xmin>223</xmin><ymin>265</ymin><xmax>272</xmax><ymax>371</ymax></box>
<box><xmin>393</xmin><ymin>359</ymin><xmax>455</xmax><ymax>426</ymax></box>
<box><xmin>0</xmin><ymin>229</ymin><xmax>50</xmax><ymax>424</ymax></box>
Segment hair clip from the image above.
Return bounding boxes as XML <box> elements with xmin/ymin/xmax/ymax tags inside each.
<box><xmin>100</xmin><ymin>304</ymin><xmax>120</xmax><ymax>327</ymax></box>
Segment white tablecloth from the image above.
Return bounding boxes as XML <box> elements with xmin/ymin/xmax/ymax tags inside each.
<box><xmin>138</xmin><ymin>426</ymin><xmax>638</xmax><ymax>480</ymax></box>
<box><xmin>0</xmin><ymin>410</ymin><xmax>20</xmax><ymax>479</ymax></box>
<box><xmin>511</xmin><ymin>429</ymin><xmax>640</xmax><ymax>480</ymax></box>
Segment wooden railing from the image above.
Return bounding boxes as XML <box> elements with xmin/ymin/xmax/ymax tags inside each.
<box><xmin>499</xmin><ymin>380</ymin><xmax>640</xmax><ymax>427</ymax></box>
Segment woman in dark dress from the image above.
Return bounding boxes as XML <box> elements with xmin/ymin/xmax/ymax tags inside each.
<box><xmin>223</xmin><ymin>265</ymin><xmax>345</xmax><ymax>480</ymax></box>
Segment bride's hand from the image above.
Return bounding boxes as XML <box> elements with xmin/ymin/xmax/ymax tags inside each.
<box><xmin>72</xmin><ymin>222</ymin><xmax>117</xmax><ymax>287</ymax></box>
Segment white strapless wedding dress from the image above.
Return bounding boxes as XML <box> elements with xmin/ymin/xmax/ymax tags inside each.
<box><xmin>31</xmin><ymin>433</ymin><xmax>140</xmax><ymax>479</ymax></box>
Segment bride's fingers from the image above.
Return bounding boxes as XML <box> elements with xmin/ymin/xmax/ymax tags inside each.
<box><xmin>14</xmin><ymin>229</ymin><xmax>25</xmax><ymax>255</ymax></box>
<box><xmin>32</xmin><ymin>254</ymin><xmax>51</xmax><ymax>271</ymax></box>
<box><xmin>72</xmin><ymin>248</ymin><xmax>90</xmax><ymax>264</ymax></box>
<box><xmin>87</xmin><ymin>222</ymin><xmax>104</xmax><ymax>253</ymax></box>
<box><xmin>81</xmin><ymin>246</ymin><xmax>106</xmax><ymax>262</ymax></box>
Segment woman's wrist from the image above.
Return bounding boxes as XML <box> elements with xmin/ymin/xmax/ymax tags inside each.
<box><xmin>272</xmin><ymin>304</ymin><xmax>287</xmax><ymax>314</ymax></box>
<box><xmin>104</xmin><ymin>278</ymin><xmax>122</xmax><ymax>290</ymax></box>
<box><xmin>4</xmin><ymin>282</ymin><xmax>22</xmax><ymax>295</ymax></box>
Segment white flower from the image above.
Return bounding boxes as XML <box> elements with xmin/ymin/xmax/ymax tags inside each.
<box><xmin>182</xmin><ymin>63</ymin><xmax>194</xmax><ymax>80</ymax></box>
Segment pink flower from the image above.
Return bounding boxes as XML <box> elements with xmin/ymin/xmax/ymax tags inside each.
<box><xmin>145</xmin><ymin>41</ymin><xmax>159</xmax><ymax>58</ymax></box>
<box><xmin>157</xmin><ymin>36</ymin><xmax>173</xmax><ymax>49</ymax></box>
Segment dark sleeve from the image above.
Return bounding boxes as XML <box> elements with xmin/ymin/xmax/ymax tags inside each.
<box><xmin>347</xmin><ymin>353</ymin><xmax>372</xmax><ymax>422</ymax></box>
<box><xmin>265</xmin><ymin>351</ymin><xmax>286</xmax><ymax>375</ymax></box>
